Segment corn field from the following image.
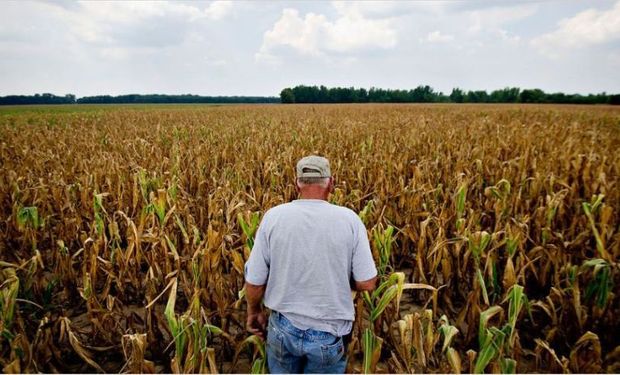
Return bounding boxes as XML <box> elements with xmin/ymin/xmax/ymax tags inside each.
<box><xmin>0</xmin><ymin>104</ymin><xmax>618</xmax><ymax>373</ymax></box>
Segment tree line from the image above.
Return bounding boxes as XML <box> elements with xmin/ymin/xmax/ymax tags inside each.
<box><xmin>0</xmin><ymin>93</ymin><xmax>279</xmax><ymax>105</ymax></box>
<box><xmin>0</xmin><ymin>93</ymin><xmax>77</xmax><ymax>105</ymax></box>
<box><xmin>2</xmin><ymin>88</ymin><xmax>619</xmax><ymax>105</ymax></box>
<box><xmin>280</xmin><ymin>85</ymin><xmax>620</xmax><ymax>105</ymax></box>
<box><xmin>77</xmin><ymin>94</ymin><xmax>279</xmax><ymax>104</ymax></box>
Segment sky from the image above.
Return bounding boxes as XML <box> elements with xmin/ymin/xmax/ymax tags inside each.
<box><xmin>0</xmin><ymin>0</ymin><xmax>619</xmax><ymax>97</ymax></box>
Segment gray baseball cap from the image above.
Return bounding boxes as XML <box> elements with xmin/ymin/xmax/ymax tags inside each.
<box><xmin>296</xmin><ymin>155</ymin><xmax>331</xmax><ymax>178</ymax></box>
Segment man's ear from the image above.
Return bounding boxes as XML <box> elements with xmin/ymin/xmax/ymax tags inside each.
<box><xmin>329</xmin><ymin>177</ymin><xmax>335</xmax><ymax>193</ymax></box>
<box><xmin>295</xmin><ymin>179</ymin><xmax>301</xmax><ymax>193</ymax></box>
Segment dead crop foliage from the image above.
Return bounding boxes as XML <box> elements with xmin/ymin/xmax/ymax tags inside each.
<box><xmin>0</xmin><ymin>104</ymin><xmax>618</xmax><ymax>373</ymax></box>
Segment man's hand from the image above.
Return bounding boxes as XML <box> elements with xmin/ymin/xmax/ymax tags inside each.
<box><xmin>245</xmin><ymin>282</ymin><xmax>267</xmax><ymax>339</ymax></box>
<box><xmin>246</xmin><ymin>309</ymin><xmax>267</xmax><ymax>339</ymax></box>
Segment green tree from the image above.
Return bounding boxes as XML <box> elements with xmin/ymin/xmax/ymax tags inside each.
<box><xmin>450</xmin><ymin>88</ymin><xmax>465</xmax><ymax>103</ymax></box>
<box><xmin>280</xmin><ymin>88</ymin><xmax>295</xmax><ymax>103</ymax></box>
<box><xmin>519</xmin><ymin>89</ymin><xmax>546</xmax><ymax>103</ymax></box>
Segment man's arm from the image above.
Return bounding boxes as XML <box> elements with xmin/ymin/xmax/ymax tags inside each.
<box><xmin>351</xmin><ymin>217</ymin><xmax>378</xmax><ymax>291</ymax></box>
<box><xmin>245</xmin><ymin>282</ymin><xmax>267</xmax><ymax>339</ymax></box>
<box><xmin>244</xmin><ymin>214</ymin><xmax>271</xmax><ymax>339</ymax></box>
<box><xmin>246</xmin><ymin>282</ymin><xmax>266</xmax><ymax>313</ymax></box>
<box><xmin>353</xmin><ymin>276</ymin><xmax>377</xmax><ymax>292</ymax></box>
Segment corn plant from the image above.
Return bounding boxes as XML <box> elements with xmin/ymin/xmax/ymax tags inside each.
<box><xmin>473</xmin><ymin>285</ymin><xmax>528</xmax><ymax>373</ymax></box>
<box><xmin>138</xmin><ymin>169</ymin><xmax>161</xmax><ymax>203</ymax></box>
<box><xmin>361</xmin><ymin>272</ymin><xmax>405</xmax><ymax>373</ymax></box>
<box><xmin>165</xmin><ymin>279</ymin><xmax>191</xmax><ymax>372</ymax></box>
<box><xmin>455</xmin><ymin>183</ymin><xmax>468</xmax><ymax>233</ymax></box>
<box><xmin>358</xmin><ymin>199</ymin><xmax>375</xmax><ymax>226</ymax></box>
<box><xmin>468</xmin><ymin>231</ymin><xmax>492</xmax><ymax>306</ymax></box>
<box><xmin>393</xmin><ymin>311</ymin><xmax>460</xmax><ymax>373</ymax></box>
<box><xmin>154</xmin><ymin>189</ymin><xmax>167</xmax><ymax>225</ymax></box>
<box><xmin>234</xmin><ymin>334</ymin><xmax>267</xmax><ymax>374</ymax></box>
<box><xmin>395</xmin><ymin>313</ymin><xmax>416</xmax><ymax>372</ymax></box>
<box><xmin>582</xmin><ymin>194</ymin><xmax>610</xmax><ymax>260</ymax></box>
<box><xmin>485</xmin><ymin>179</ymin><xmax>511</xmax><ymax>220</ymax></box>
<box><xmin>372</xmin><ymin>224</ymin><xmax>395</xmax><ymax>277</ymax></box>
<box><xmin>238</xmin><ymin>211</ymin><xmax>261</xmax><ymax>252</ymax></box>
<box><xmin>16</xmin><ymin>206</ymin><xmax>43</xmax><ymax>250</ymax></box>
<box><xmin>580</xmin><ymin>258</ymin><xmax>613</xmax><ymax>309</ymax></box>
<box><xmin>362</xmin><ymin>328</ymin><xmax>383</xmax><ymax>374</ymax></box>
<box><xmin>122</xmin><ymin>333</ymin><xmax>155</xmax><ymax>373</ymax></box>
<box><xmin>236</xmin><ymin>211</ymin><xmax>261</xmax><ymax>305</ymax></box>
<box><xmin>164</xmin><ymin>279</ymin><xmax>225</xmax><ymax>373</ymax></box>
<box><xmin>438</xmin><ymin>315</ymin><xmax>459</xmax><ymax>354</ymax></box>
<box><xmin>362</xmin><ymin>272</ymin><xmax>405</xmax><ymax>326</ymax></box>
<box><xmin>16</xmin><ymin>206</ymin><xmax>41</xmax><ymax>231</ymax></box>
<box><xmin>476</xmin><ymin>331</ymin><xmax>507</xmax><ymax>373</ymax></box>
<box><xmin>406</xmin><ymin>310</ymin><xmax>432</xmax><ymax>371</ymax></box>
<box><xmin>542</xmin><ymin>193</ymin><xmax>560</xmax><ymax>245</ymax></box>
<box><xmin>362</xmin><ymin>272</ymin><xmax>436</xmax><ymax>372</ymax></box>
<box><xmin>93</xmin><ymin>192</ymin><xmax>108</xmax><ymax>236</ymax></box>
<box><xmin>503</xmin><ymin>284</ymin><xmax>526</xmax><ymax>350</ymax></box>
<box><xmin>0</xmin><ymin>268</ymin><xmax>19</xmax><ymax>343</ymax></box>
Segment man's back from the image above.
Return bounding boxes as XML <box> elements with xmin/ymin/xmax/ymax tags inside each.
<box><xmin>243</xmin><ymin>154</ymin><xmax>377</xmax><ymax>373</ymax></box>
<box><xmin>244</xmin><ymin>199</ymin><xmax>377</xmax><ymax>335</ymax></box>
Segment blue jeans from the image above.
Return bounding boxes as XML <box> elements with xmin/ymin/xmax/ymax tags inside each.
<box><xmin>266</xmin><ymin>311</ymin><xmax>347</xmax><ymax>374</ymax></box>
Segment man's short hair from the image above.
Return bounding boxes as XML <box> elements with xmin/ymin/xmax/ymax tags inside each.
<box><xmin>297</xmin><ymin>177</ymin><xmax>330</xmax><ymax>188</ymax></box>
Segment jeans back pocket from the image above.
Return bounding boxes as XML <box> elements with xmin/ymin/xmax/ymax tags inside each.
<box><xmin>267</xmin><ymin>323</ymin><xmax>285</xmax><ymax>360</ymax></box>
<box><xmin>320</xmin><ymin>336</ymin><xmax>345</xmax><ymax>367</ymax></box>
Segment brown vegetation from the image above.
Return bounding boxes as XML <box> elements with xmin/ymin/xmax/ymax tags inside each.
<box><xmin>0</xmin><ymin>104</ymin><xmax>618</xmax><ymax>373</ymax></box>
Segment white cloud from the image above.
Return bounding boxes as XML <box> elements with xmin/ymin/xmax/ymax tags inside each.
<box><xmin>467</xmin><ymin>4</ymin><xmax>537</xmax><ymax>34</ymax></box>
<box><xmin>256</xmin><ymin>6</ymin><xmax>397</xmax><ymax>63</ymax></box>
<box><xmin>423</xmin><ymin>31</ymin><xmax>454</xmax><ymax>43</ymax></box>
<box><xmin>331</xmin><ymin>1</ymin><xmax>447</xmax><ymax>18</ymax></box>
<box><xmin>76</xmin><ymin>1</ymin><xmax>201</xmax><ymax>25</ymax></box>
<box><xmin>72</xmin><ymin>1</ymin><xmax>232</xmax><ymax>22</ymax></box>
<box><xmin>203</xmin><ymin>1</ymin><xmax>234</xmax><ymax>20</ymax></box>
<box><xmin>99</xmin><ymin>47</ymin><xmax>131</xmax><ymax>61</ymax></box>
<box><xmin>204</xmin><ymin>57</ymin><xmax>227</xmax><ymax>67</ymax></box>
<box><xmin>497</xmin><ymin>29</ymin><xmax>520</xmax><ymax>44</ymax></box>
<box><xmin>50</xmin><ymin>1</ymin><xmax>233</xmax><ymax>49</ymax></box>
<box><xmin>532</xmin><ymin>1</ymin><xmax>620</xmax><ymax>57</ymax></box>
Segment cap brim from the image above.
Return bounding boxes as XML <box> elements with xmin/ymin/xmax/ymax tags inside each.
<box><xmin>299</xmin><ymin>172</ymin><xmax>327</xmax><ymax>178</ymax></box>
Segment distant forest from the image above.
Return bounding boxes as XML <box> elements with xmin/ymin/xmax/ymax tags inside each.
<box><xmin>1</xmin><ymin>87</ymin><xmax>619</xmax><ymax>105</ymax></box>
<box><xmin>0</xmin><ymin>93</ymin><xmax>279</xmax><ymax>105</ymax></box>
<box><xmin>280</xmin><ymin>85</ymin><xmax>620</xmax><ymax>105</ymax></box>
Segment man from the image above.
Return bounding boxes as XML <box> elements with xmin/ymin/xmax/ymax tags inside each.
<box><xmin>244</xmin><ymin>155</ymin><xmax>378</xmax><ymax>374</ymax></box>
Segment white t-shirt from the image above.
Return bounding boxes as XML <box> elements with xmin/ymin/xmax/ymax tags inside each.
<box><xmin>244</xmin><ymin>199</ymin><xmax>377</xmax><ymax>336</ymax></box>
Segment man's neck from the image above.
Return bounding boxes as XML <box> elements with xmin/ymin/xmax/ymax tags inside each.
<box><xmin>298</xmin><ymin>191</ymin><xmax>329</xmax><ymax>201</ymax></box>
